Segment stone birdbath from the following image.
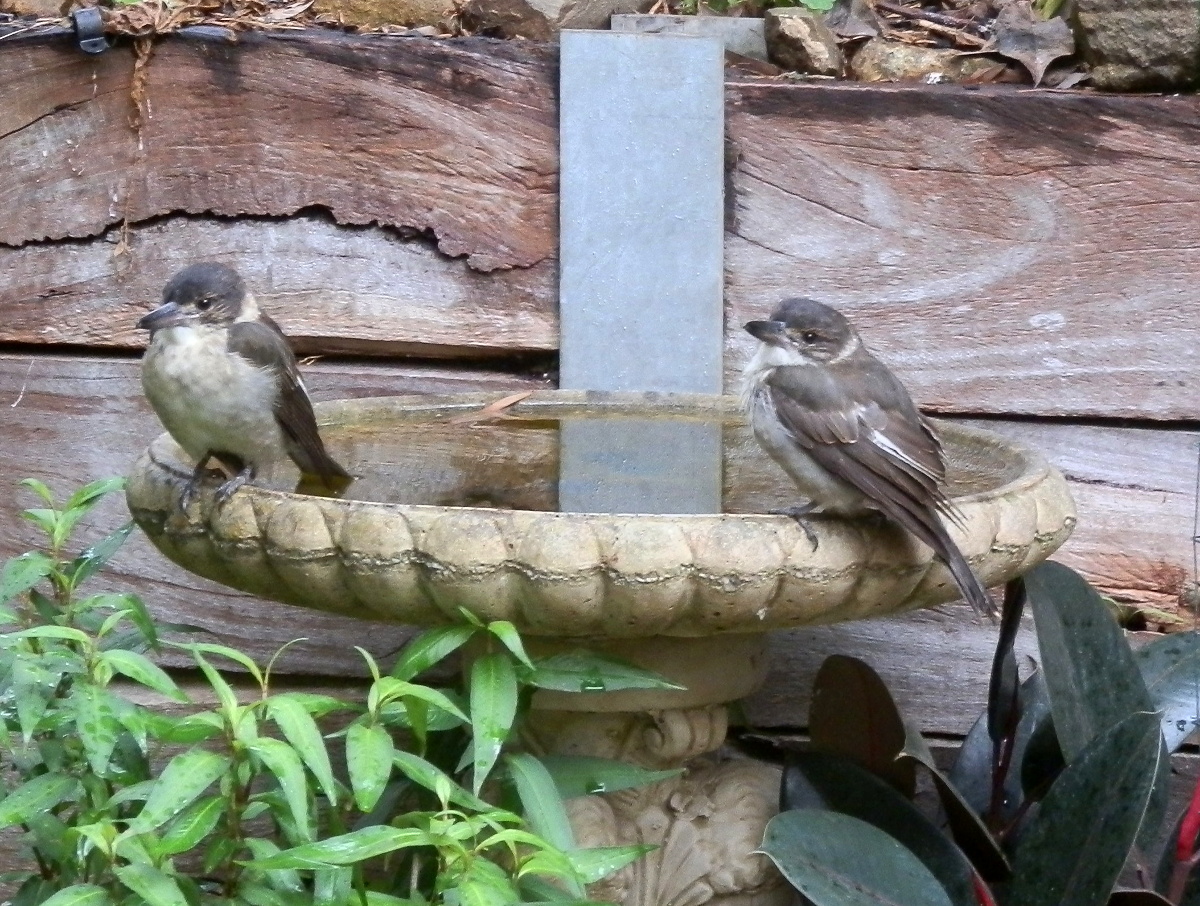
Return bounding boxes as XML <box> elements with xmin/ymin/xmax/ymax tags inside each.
<box><xmin>126</xmin><ymin>389</ymin><xmax>1075</xmax><ymax>906</ymax></box>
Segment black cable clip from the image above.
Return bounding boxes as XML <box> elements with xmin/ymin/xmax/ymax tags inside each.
<box><xmin>72</xmin><ymin>7</ymin><xmax>109</xmax><ymax>54</ymax></box>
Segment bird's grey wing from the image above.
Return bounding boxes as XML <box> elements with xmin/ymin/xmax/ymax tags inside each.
<box><xmin>767</xmin><ymin>366</ymin><xmax>989</xmax><ymax>613</ymax></box>
<box><xmin>766</xmin><ymin>363</ymin><xmax>954</xmax><ymax>521</ymax></box>
<box><xmin>227</xmin><ymin>320</ymin><xmax>350</xmax><ymax>482</ymax></box>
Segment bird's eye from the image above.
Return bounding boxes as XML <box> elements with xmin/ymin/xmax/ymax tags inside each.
<box><xmin>801</xmin><ymin>331</ymin><xmax>819</xmax><ymax>344</ymax></box>
<box><xmin>196</xmin><ymin>297</ymin><xmax>213</xmax><ymax>312</ymax></box>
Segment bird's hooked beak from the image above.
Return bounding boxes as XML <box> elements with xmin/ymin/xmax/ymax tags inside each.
<box><xmin>137</xmin><ymin>301</ymin><xmax>189</xmax><ymax>333</ymax></box>
<box><xmin>744</xmin><ymin>319</ymin><xmax>788</xmax><ymax>345</ymax></box>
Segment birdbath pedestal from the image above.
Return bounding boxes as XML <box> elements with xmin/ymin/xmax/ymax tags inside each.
<box><xmin>125</xmin><ymin>390</ymin><xmax>1076</xmax><ymax>906</ymax></box>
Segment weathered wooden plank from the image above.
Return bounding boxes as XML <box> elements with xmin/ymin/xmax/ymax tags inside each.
<box><xmin>1</xmin><ymin>214</ymin><xmax>557</xmax><ymax>357</ymax></box>
<box><xmin>0</xmin><ymin>352</ymin><xmax>552</xmax><ymax>675</ymax></box>
<box><xmin>0</xmin><ymin>30</ymin><xmax>557</xmax><ymax>271</ymax></box>
<box><xmin>724</xmin><ymin>80</ymin><xmax>1200</xmax><ymax>420</ymax></box>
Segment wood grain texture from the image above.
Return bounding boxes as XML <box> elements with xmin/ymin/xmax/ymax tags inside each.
<box><xmin>0</xmin><ymin>30</ymin><xmax>557</xmax><ymax>271</ymax></box>
<box><xmin>1</xmin><ymin>213</ymin><xmax>557</xmax><ymax>356</ymax></box>
<box><xmin>724</xmin><ymin>80</ymin><xmax>1200</xmax><ymax>420</ymax></box>
<box><xmin>0</xmin><ymin>352</ymin><xmax>552</xmax><ymax>675</ymax></box>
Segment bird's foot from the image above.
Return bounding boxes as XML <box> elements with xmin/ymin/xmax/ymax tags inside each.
<box><xmin>178</xmin><ymin>452</ymin><xmax>244</xmax><ymax>512</ymax></box>
<box><xmin>770</xmin><ymin>503</ymin><xmax>820</xmax><ymax>551</ymax></box>
<box><xmin>215</xmin><ymin>465</ymin><xmax>256</xmax><ymax>505</ymax></box>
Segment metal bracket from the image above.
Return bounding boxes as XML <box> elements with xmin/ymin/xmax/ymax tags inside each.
<box><xmin>72</xmin><ymin>7</ymin><xmax>109</xmax><ymax>54</ymax></box>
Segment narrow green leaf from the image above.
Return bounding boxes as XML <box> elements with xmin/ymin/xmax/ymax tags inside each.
<box><xmin>37</xmin><ymin>885</ymin><xmax>114</xmax><ymax>906</ymax></box>
<box><xmin>505</xmin><ymin>754</ymin><xmax>577</xmax><ymax>860</ymax></box>
<box><xmin>362</xmin><ymin>893</ymin><xmax>425</xmax><ymax>906</ymax></box>
<box><xmin>529</xmin><ymin>651</ymin><xmax>684</xmax><ymax>693</ymax></box>
<box><xmin>100</xmin><ymin>649</ymin><xmax>187</xmax><ymax>701</ymax></box>
<box><xmin>65</xmin><ymin>477</ymin><xmax>126</xmax><ymax>513</ymax></box>
<box><xmin>809</xmin><ymin>654</ymin><xmax>915</xmax><ymax>797</ymax></box>
<box><xmin>237</xmin><ymin>883</ymin><xmax>310</xmax><ymax>906</ymax></box>
<box><xmin>566</xmin><ymin>845</ymin><xmax>656</xmax><ymax>884</ymax></box>
<box><xmin>246</xmin><ymin>737</ymin><xmax>312</xmax><ymax>840</ymax></box>
<box><xmin>67</xmin><ymin>521</ymin><xmax>135</xmax><ymax>589</ymax></box>
<box><xmin>761</xmin><ymin>810</ymin><xmax>954</xmax><ymax>906</ymax></box>
<box><xmin>781</xmin><ymin>751</ymin><xmax>980</xmax><ymax>906</ymax></box>
<box><xmin>113</xmin><ymin>863</ymin><xmax>189</xmax><ymax>906</ymax></box>
<box><xmin>72</xmin><ymin>684</ymin><xmax>121</xmax><ymax>775</ymax></box>
<box><xmin>539</xmin><ymin>755</ymin><xmax>680</xmax><ymax>800</ymax></box>
<box><xmin>1008</xmin><ymin>712</ymin><xmax>1162</xmax><ymax>906</ymax></box>
<box><xmin>0</xmin><ymin>551</ymin><xmax>54</xmax><ymax>604</ymax></box>
<box><xmin>6</xmin><ymin>625</ymin><xmax>91</xmax><ymax>644</ymax></box>
<box><xmin>242</xmin><ymin>838</ymin><xmax>305</xmax><ymax>894</ymax></box>
<box><xmin>11</xmin><ymin>656</ymin><xmax>57</xmax><ymax>743</ymax></box>
<box><xmin>314</xmin><ymin>866</ymin><xmax>352</xmax><ymax>906</ymax></box>
<box><xmin>0</xmin><ymin>774</ymin><xmax>81</xmax><ymax>828</ymax></box>
<box><xmin>243</xmin><ymin>826</ymin><xmax>432</xmax><ymax>869</ymax></box>
<box><xmin>487</xmin><ymin>621</ymin><xmax>535</xmax><ymax>670</ymax></box>
<box><xmin>141</xmin><ymin>710</ymin><xmax>224</xmax><ymax>745</ymax></box>
<box><xmin>470</xmin><ymin>652</ymin><xmax>518</xmax><ymax>794</ymax></box>
<box><xmin>134</xmin><ymin>749</ymin><xmax>231</xmax><ymax>831</ymax></box>
<box><xmin>156</xmin><ymin>795</ymin><xmax>224</xmax><ymax>856</ymax></box>
<box><xmin>346</xmin><ymin>721</ymin><xmax>395</xmax><ymax>812</ymax></box>
<box><xmin>267</xmin><ymin>695</ymin><xmax>339</xmax><ymax>806</ymax></box>
<box><xmin>391</xmin><ymin>624</ymin><xmax>476</xmax><ymax>680</ymax></box>
<box><xmin>20</xmin><ymin>478</ymin><xmax>56</xmax><ymax>505</ymax></box>
<box><xmin>178</xmin><ymin>642</ymin><xmax>265</xmax><ymax>685</ymax></box>
<box><xmin>190</xmin><ymin>650</ymin><xmax>241</xmax><ymax>717</ymax></box>
<box><xmin>392</xmin><ymin>748</ymin><xmax>491</xmax><ymax>811</ymax></box>
<box><xmin>459</xmin><ymin>859</ymin><xmax>521</xmax><ymax>906</ymax></box>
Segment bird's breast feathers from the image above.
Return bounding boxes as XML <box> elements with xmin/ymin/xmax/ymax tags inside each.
<box><xmin>142</xmin><ymin>324</ymin><xmax>284</xmax><ymax>464</ymax></box>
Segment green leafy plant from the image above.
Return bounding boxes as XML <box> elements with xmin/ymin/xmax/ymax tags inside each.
<box><xmin>0</xmin><ymin>479</ymin><xmax>672</xmax><ymax>906</ymax></box>
<box><xmin>758</xmin><ymin>561</ymin><xmax>1200</xmax><ymax>906</ymax></box>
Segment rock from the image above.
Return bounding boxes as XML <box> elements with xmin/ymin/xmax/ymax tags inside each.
<box><xmin>1073</xmin><ymin>0</ymin><xmax>1199</xmax><ymax>90</ymax></box>
<box><xmin>849</xmin><ymin>37</ymin><xmax>1004</xmax><ymax>82</ymax></box>
<box><xmin>0</xmin><ymin>0</ymin><xmax>62</xmax><ymax>17</ymax></box>
<box><xmin>764</xmin><ymin>7</ymin><xmax>842</xmax><ymax>76</ymax></box>
<box><xmin>611</xmin><ymin>13</ymin><xmax>768</xmax><ymax>62</ymax></box>
<box><xmin>311</xmin><ymin>0</ymin><xmax>449</xmax><ymax>28</ymax></box>
<box><xmin>458</xmin><ymin>0</ymin><xmax>651</xmax><ymax>37</ymax></box>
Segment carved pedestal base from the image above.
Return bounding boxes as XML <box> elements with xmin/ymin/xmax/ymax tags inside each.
<box><xmin>520</xmin><ymin>635</ymin><xmax>794</xmax><ymax>906</ymax></box>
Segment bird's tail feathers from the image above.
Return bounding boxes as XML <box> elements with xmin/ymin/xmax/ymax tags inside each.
<box><xmin>927</xmin><ymin>518</ymin><xmax>995</xmax><ymax>618</ymax></box>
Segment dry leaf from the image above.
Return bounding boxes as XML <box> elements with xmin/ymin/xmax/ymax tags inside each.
<box><xmin>982</xmin><ymin>0</ymin><xmax>1073</xmax><ymax>86</ymax></box>
<box><xmin>446</xmin><ymin>390</ymin><xmax>533</xmax><ymax>425</ymax></box>
<box><xmin>825</xmin><ymin>0</ymin><xmax>879</xmax><ymax>39</ymax></box>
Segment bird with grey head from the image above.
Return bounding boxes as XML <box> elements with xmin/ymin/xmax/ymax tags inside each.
<box><xmin>741</xmin><ymin>297</ymin><xmax>995</xmax><ymax>618</ymax></box>
<box><xmin>138</xmin><ymin>262</ymin><xmax>351</xmax><ymax>508</ymax></box>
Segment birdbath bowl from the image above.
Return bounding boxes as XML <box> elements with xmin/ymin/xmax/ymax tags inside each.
<box><xmin>126</xmin><ymin>390</ymin><xmax>1075</xmax><ymax>906</ymax></box>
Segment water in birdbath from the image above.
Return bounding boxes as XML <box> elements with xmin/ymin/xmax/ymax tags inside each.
<box><xmin>266</xmin><ymin>404</ymin><xmax>1018</xmax><ymax>516</ymax></box>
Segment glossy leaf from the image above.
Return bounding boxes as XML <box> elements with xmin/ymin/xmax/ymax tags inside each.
<box><xmin>809</xmin><ymin>654</ymin><xmax>915</xmax><ymax>797</ymax></box>
<box><xmin>247</xmin><ymin>737</ymin><xmax>311</xmax><ymax>839</ymax></box>
<box><xmin>898</xmin><ymin>733</ymin><xmax>1009</xmax><ymax>881</ymax></box>
<box><xmin>470</xmin><ymin>652</ymin><xmax>518</xmax><ymax>794</ymax></box>
<box><xmin>761</xmin><ymin>810</ymin><xmax>954</xmax><ymax>906</ymax></box>
<box><xmin>1025</xmin><ymin>561</ymin><xmax>1154</xmax><ymax>759</ymax></box>
<box><xmin>0</xmin><ymin>774</ymin><xmax>81</xmax><ymax>828</ymax></box>
<box><xmin>133</xmin><ymin>749</ymin><xmax>230</xmax><ymax>832</ymax></box>
<box><xmin>346</xmin><ymin>721</ymin><xmax>395</xmax><ymax>812</ymax></box>
<box><xmin>38</xmin><ymin>885</ymin><xmax>114</xmax><ymax>906</ymax></box>
<box><xmin>243</xmin><ymin>826</ymin><xmax>431</xmax><ymax>869</ymax></box>
<box><xmin>1136</xmin><ymin>631</ymin><xmax>1200</xmax><ymax>752</ymax></box>
<box><xmin>782</xmin><ymin>751</ymin><xmax>979</xmax><ymax>906</ymax></box>
<box><xmin>65</xmin><ymin>477</ymin><xmax>126</xmax><ymax>513</ymax></box>
<box><xmin>539</xmin><ymin>755</ymin><xmax>680</xmax><ymax>799</ymax></box>
<box><xmin>241</xmin><ymin>838</ymin><xmax>305</xmax><ymax>895</ymax></box>
<box><xmin>1007</xmin><ymin>712</ymin><xmax>1162</xmax><ymax>906</ymax></box>
<box><xmin>0</xmin><ymin>551</ymin><xmax>54</xmax><ymax>604</ymax></box>
<box><xmin>267</xmin><ymin>695</ymin><xmax>339</xmax><ymax>806</ymax></box>
<box><xmin>566</xmin><ymin>845</ymin><xmax>656</xmax><ymax>884</ymax></box>
<box><xmin>529</xmin><ymin>651</ymin><xmax>684</xmax><ymax>693</ymax></box>
<box><xmin>505</xmin><ymin>754</ymin><xmax>577</xmax><ymax>855</ymax></box>
<box><xmin>988</xmin><ymin>578</ymin><xmax>1026</xmax><ymax>747</ymax></box>
<box><xmin>100</xmin><ymin>649</ymin><xmax>186</xmax><ymax>701</ymax></box>
<box><xmin>72</xmin><ymin>684</ymin><xmax>120</xmax><ymax>776</ymax></box>
<box><xmin>391</xmin><ymin>624</ymin><xmax>476</xmax><ymax>680</ymax></box>
<box><xmin>66</xmin><ymin>521</ymin><xmax>134</xmax><ymax>589</ymax></box>
<box><xmin>487</xmin><ymin>620</ymin><xmax>535</xmax><ymax>670</ymax></box>
<box><xmin>392</xmin><ymin>748</ymin><xmax>491</xmax><ymax>811</ymax></box>
<box><xmin>112</xmin><ymin>863</ymin><xmax>189</xmax><ymax>906</ymax></box>
<box><xmin>314</xmin><ymin>865</ymin><xmax>352</xmax><ymax>906</ymax></box>
<box><xmin>156</xmin><ymin>795</ymin><xmax>225</xmax><ymax>856</ymax></box>
<box><xmin>180</xmin><ymin>642</ymin><xmax>265</xmax><ymax>685</ymax></box>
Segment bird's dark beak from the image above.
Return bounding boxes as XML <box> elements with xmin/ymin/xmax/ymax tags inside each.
<box><xmin>137</xmin><ymin>301</ymin><xmax>188</xmax><ymax>333</ymax></box>
<box><xmin>745</xmin><ymin>319</ymin><xmax>787</xmax><ymax>345</ymax></box>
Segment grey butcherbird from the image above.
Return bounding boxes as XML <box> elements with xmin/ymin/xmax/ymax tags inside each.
<box><xmin>138</xmin><ymin>262</ymin><xmax>352</xmax><ymax>507</ymax></box>
<box><xmin>741</xmin><ymin>297</ymin><xmax>995</xmax><ymax>618</ymax></box>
